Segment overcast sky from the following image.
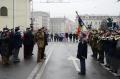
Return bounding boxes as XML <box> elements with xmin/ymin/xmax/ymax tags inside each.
<box><xmin>33</xmin><ymin>0</ymin><xmax>120</xmax><ymax>20</ymax></box>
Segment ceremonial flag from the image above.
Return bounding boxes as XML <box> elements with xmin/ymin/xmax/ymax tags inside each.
<box><xmin>76</xmin><ymin>11</ymin><xmax>84</xmax><ymax>28</ymax></box>
<box><xmin>76</xmin><ymin>11</ymin><xmax>86</xmax><ymax>34</ymax></box>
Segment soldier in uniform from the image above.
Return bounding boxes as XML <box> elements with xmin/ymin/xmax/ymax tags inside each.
<box><xmin>90</xmin><ymin>30</ymin><xmax>99</xmax><ymax>60</ymax></box>
<box><xmin>97</xmin><ymin>30</ymin><xmax>105</xmax><ymax>64</ymax></box>
<box><xmin>35</xmin><ymin>28</ymin><xmax>46</xmax><ymax>63</ymax></box>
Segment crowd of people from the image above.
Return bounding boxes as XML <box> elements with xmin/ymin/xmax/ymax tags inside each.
<box><xmin>0</xmin><ymin>26</ymin><xmax>48</xmax><ymax>65</ymax></box>
<box><xmin>88</xmin><ymin>28</ymin><xmax>120</xmax><ymax>75</ymax></box>
<box><xmin>48</xmin><ymin>33</ymin><xmax>79</xmax><ymax>42</ymax></box>
<box><xmin>76</xmin><ymin>17</ymin><xmax>120</xmax><ymax>76</ymax></box>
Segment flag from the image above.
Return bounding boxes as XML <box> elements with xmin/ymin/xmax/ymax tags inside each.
<box><xmin>76</xmin><ymin>11</ymin><xmax>86</xmax><ymax>32</ymax></box>
<box><xmin>76</xmin><ymin>11</ymin><xmax>84</xmax><ymax>27</ymax></box>
<box><xmin>78</xmin><ymin>16</ymin><xmax>84</xmax><ymax>27</ymax></box>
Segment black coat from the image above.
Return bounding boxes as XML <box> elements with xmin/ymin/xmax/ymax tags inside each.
<box><xmin>77</xmin><ymin>40</ymin><xmax>88</xmax><ymax>59</ymax></box>
<box><xmin>44</xmin><ymin>32</ymin><xmax>48</xmax><ymax>46</ymax></box>
<box><xmin>13</xmin><ymin>31</ymin><xmax>22</xmax><ymax>48</ymax></box>
<box><xmin>23</xmin><ymin>31</ymin><xmax>34</xmax><ymax>46</ymax></box>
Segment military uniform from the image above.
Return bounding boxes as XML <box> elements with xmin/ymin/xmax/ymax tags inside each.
<box><xmin>35</xmin><ymin>29</ymin><xmax>45</xmax><ymax>63</ymax></box>
<box><xmin>89</xmin><ymin>30</ymin><xmax>99</xmax><ymax>59</ymax></box>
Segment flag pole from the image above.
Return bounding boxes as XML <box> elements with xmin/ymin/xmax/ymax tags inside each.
<box><xmin>75</xmin><ymin>11</ymin><xmax>88</xmax><ymax>29</ymax></box>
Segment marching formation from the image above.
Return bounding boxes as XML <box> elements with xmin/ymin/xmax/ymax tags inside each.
<box><xmin>0</xmin><ymin>26</ymin><xmax>48</xmax><ymax>65</ymax></box>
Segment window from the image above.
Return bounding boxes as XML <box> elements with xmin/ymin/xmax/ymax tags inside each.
<box><xmin>0</xmin><ymin>7</ymin><xmax>8</xmax><ymax>16</ymax></box>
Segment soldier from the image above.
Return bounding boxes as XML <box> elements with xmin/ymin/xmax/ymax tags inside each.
<box><xmin>97</xmin><ymin>30</ymin><xmax>105</xmax><ymax>64</ymax></box>
<box><xmin>35</xmin><ymin>27</ymin><xmax>47</xmax><ymax>63</ymax></box>
<box><xmin>113</xmin><ymin>35</ymin><xmax>120</xmax><ymax>74</ymax></box>
<box><xmin>12</xmin><ymin>27</ymin><xmax>22</xmax><ymax>63</ymax></box>
<box><xmin>1</xmin><ymin>27</ymin><xmax>10</xmax><ymax>65</ymax></box>
<box><xmin>23</xmin><ymin>28</ymin><xmax>35</xmax><ymax>59</ymax></box>
<box><xmin>90</xmin><ymin>30</ymin><xmax>99</xmax><ymax>60</ymax></box>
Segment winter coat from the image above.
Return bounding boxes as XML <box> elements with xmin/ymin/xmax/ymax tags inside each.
<box><xmin>13</xmin><ymin>31</ymin><xmax>22</xmax><ymax>48</ymax></box>
<box><xmin>77</xmin><ymin>40</ymin><xmax>88</xmax><ymax>59</ymax></box>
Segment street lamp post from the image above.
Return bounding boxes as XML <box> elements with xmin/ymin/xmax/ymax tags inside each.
<box><xmin>13</xmin><ymin>0</ymin><xmax>15</xmax><ymax>32</ymax></box>
<box><xmin>30</xmin><ymin>0</ymin><xmax>34</xmax><ymax>30</ymax></box>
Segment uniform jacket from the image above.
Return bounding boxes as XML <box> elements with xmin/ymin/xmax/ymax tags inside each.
<box><xmin>35</xmin><ymin>30</ymin><xmax>45</xmax><ymax>48</ymax></box>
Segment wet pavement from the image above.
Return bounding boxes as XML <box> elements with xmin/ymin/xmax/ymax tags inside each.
<box><xmin>38</xmin><ymin>42</ymin><xmax>118</xmax><ymax>79</ymax></box>
<box><xmin>0</xmin><ymin>42</ymin><xmax>119</xmax><ymax>79</ymax></box>
<box><xmin>0</xmin><ymin>43</ymin><xmax>52</xmax><ymax>79</ymax></box>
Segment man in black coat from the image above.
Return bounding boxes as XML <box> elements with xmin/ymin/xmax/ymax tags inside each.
<box><xmin>77</xmin><ymin>33</ymin><xmax>88</xmax><ymax>75</ymax></box>
<box><xmin>23</xmin><ymin>28</ymin><xmax>35</xmax><ymax>59</ymax></box>
<box><xmin>13</xmin><ymin>27</ymin><xmax>22</xmax><ymax>63</ymax></box>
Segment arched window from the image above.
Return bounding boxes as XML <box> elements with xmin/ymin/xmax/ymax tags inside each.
<box><xmin>0</xmin><ymin>7</ymin><xmax>8</xmax><ymax>16</ymax></box>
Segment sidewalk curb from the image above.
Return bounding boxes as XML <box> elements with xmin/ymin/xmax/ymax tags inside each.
<box><xmin>27</xmin><ymin>44</ymin><xmax>55</xmax><ymax>79</ymax></box>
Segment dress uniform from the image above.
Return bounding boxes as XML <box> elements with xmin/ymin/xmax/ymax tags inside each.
<box><xmin>35</xmin><ymin>29</ymin><xmax>46</xmax><ymax>63</ymax></box>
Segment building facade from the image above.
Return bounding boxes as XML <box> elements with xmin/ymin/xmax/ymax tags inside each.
<box><xmin>75</xmin><ymin>15</ymin><xmax>120</xmax><ymax>29</ymax></box>
<box><xmin>0</xmin><ymin>0</ymin><xmax>31</xmax><ymax>30</ymax></box>
<box><xmin>50</xmin><ymin>17</ymin><xmax>75</xmax><ymax>34</ymax></box>
<box><xmin>32</xmin><ymin>11</ymin><xmax>50</xmax><ymax>30</ymax></box>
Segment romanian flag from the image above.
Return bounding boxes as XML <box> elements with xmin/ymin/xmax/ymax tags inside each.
<box><xmin>76</xmin><ymin>11</ymin><xmax>84</xmax><ymax>36</ymax></box>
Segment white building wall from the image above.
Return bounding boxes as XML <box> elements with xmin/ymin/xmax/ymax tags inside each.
<box><xmin>33</xmin><ymin>11</ymin><xmax>50</xmax><ymax>30</ymax></box>
<box><xmin>34</xmin><ymin>16</ymin><xmax>42</xmax><ymax>28</ymax></box>
<box><xmin>0</xmin><ymin>0</ymin><xmax>31</xmax><ymax>30</ymax></box>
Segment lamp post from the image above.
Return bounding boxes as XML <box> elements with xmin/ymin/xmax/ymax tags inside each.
<box><xmin>13</xmin><ymin>0</ymin><xmax>15</xmax><ymax>32</ymax></box>
<box><xmin>30</xmin><ymin>0</ymin><xmax>34</xmax><ymax>30</ymax></box>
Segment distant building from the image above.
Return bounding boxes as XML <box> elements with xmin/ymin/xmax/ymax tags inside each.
<box><xmin>32</xmin><ymin>11</ymin><xmax>50</xmax><ymax>30</ymax></box>
<box><xmin>50</xmin><ymin>17</ymin><xmax>75</xmax><ymax>33</ymax></box>
<box><xmin>0</xmin><ymin>0</ymin><xmax>31</xmax><ymax>30</ymax></box>
<box><xmin>75</xmin><ymin>15</ymin><xmax>120</xmax><ymax>29</ymax></box>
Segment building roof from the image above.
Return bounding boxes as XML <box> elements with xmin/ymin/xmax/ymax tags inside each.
<box><xmin>32</xmin><ymin>11</ymin><xmax>50</xmax><ymax>17</ymax></box>
<box><xmin>79</xmin><ymin>15</ymin><xmax>120</xmax><ymax>20</ymax></box>
<box><xmin>50</xmin><ymin>18</ymin><xmax>66</xmax><ymax>22</ymax></box>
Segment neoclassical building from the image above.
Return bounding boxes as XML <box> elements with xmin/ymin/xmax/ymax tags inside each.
<box><xmin>0</xmin><ymin>0</ymin><xmax>31</xmax><ymax>30</ymax></box>
<box><xmin>75</xmin><ymin>15</ymin><xmax>120</xmax><ymax>29</ymax></box>
<box><xmin>50</xmin><ymin>17</ymin><xmax>75</xmax><ymax>33</ymax></box>
<box><xmin>32</xmin><ymin>11</ymin><xmax>50</xmax><ymax>30</ymax></box>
